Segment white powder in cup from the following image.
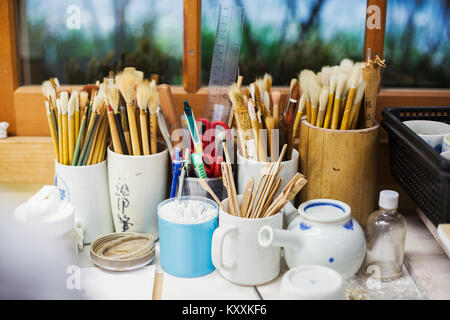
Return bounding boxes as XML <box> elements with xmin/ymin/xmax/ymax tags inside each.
<box><xmin>159</xmin><ymin>199</ymin><xmax>218</xmax><ymax>224</ymax></box>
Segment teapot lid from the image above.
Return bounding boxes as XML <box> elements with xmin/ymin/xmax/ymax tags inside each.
<box><xmin>298</xmin><ymin>199</ymin><xmax>351</xmax><ymax>223</ymax></box>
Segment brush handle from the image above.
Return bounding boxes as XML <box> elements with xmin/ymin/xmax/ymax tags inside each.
<box><xmin>75</xmin><ymin>111</ymin><xmax>80</xmax><ymax>143</ymax></box>
<box><xmin>331</xmin><ymin>98</ymin><xmax>341</xmax><ymax>130</ymax></box>
<box><xmin>114</xmin><ymin>113</ymin><xmax>128</xmax><ymax>155</ymax></box>
<box><xmin>292</xmin><ymin>112</ymin><xmax>303</xmax><ymax>142</ymax></box>
<box><xmin>68</xmin><ymin>116</ymin><xmax>75</xmax><ymax>164</ymax></box>
<box><xmin>107</xmin><ymin>111</ymin><xmax>123</xmax><ymax>154</ymax></box>
<box><xmin>306</xmin><ymin>101</ymin><xmax>312</xmax><ymax>123</ymax></box>
<box><xmin>311</xmin><ymin>107</ymin><xmax>318</xmax><ymax>127</ymax></box>
<box><xmin>62</xmin><ymin>115</ymin><xmax>69</xmax><ymax>165</ymax></box>
<box><xmin>157</xmin><ymin>84</ymin><xmax>178</xmax><ymax>133</ymax></box>
<box><xmin>47</xmin><ymin>114</ymin><xmax>59</xmax><ymax>162</ymax></box>
<box><xmin>77</xmin><ymin>113</ymin><xmax>98</xmax><ymax>166</ymax></box>
<box><xmin>72</xmin><ymin>116</ymin><xmax>86</xmax><ymax>166</ymax></box>
<box><xmin>323</xmin><ymin>94</ymin><xmax>334</xmax><ymax>129</ymax></box>
<box><xmin>87</xmin><ymin>114</ymin><xmax>103</xmax><ymax>165</ymax></box>
<box><xmin>150</xmin><ymin>113</ymin><xmax>158</xmax><ymax>155</ymax></box>
<box><xmin>317</xmin><ymin>110</ymin><xmax>326</xmax><ymax>128</ymax></box>
<box><xmin>58</xmin><ymin>113</ymin><xmax>63</xmax><ymax>164</ymax></box>
<box><xmin>350</xmin><ymin>102</ymin><xmax>362</xmax><ymax>130</ymax></box>
<box><xmin>82</xmin><ymin>115</ymin><xmax>100</xmax><ymax>166</ymax></box>
<box><xmin>51</xmin><ymin>107</ymin><xmax>58</xmax><ymax>142</ymax></box>
<box><xmin>140</xmin><ymin>112</ymin><xmax>150</xmax><ymax>156</ymax></box>
<box><xmin>126</xmin><ymin>104</ymin><xmax>141</xmax><ymax>156</ymax></box>
<box><xmin>340</xmin><ymin>88</ymin><xmax>357</xmax><ymax>130</ymax></box>
<box><xmin>91</xmin><ymin>116</ymin><xmax>108</xmax><ymax>164</ymax></box>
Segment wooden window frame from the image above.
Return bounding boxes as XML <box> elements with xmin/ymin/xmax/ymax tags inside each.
<box><xmin>1</xmin><ymin>0</ymin><xmax>450</xmax><ymax>183</ymax></box>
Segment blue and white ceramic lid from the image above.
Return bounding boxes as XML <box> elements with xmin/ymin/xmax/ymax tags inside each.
<box><xmin>298</xmin><ymin>199</ymin><xmax>351</xmax><ymax>223</ymax></box>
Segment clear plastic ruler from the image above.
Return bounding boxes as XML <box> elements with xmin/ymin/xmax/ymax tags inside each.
<box><xmin>204</xmin><ymin>4</ymin><xmax>245</xmax><ymax>123</ymax></box>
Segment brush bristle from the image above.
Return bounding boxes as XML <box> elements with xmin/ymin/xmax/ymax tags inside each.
<box><xmin>136</xmin><ymin>81</ymin><xmax>151</xmax><ymax>111</ymax></box>
<box><xmin>59</xmin><ymin>91</ymin><xmax>69</xmax><ymax>114</ymax></box>
<box><xmin>229</xmin><ymin>84</ymin><xmax>245</xmax><ymax>110</ymax></box>
<box><xmin>263</xmin><ymin>91</ymin><xmax>270</xmax><ymax>111</ymax></box>
<box><xmin>298</xmin><ymin>94</ymin><xmax>307</xmax><ymax>113</ymax></box>
<box><xmin>319</xmin><ymin>86</ymin><xmax>329</xmax><ymax>111</ymax></box>
<box><xmin>93</xmin><ymin>91</ymin><xmax>104</xmax><ymax>113</ymax></box>
<box><xmin>68</xmin><ymin>92</ymin><xmax>77</xmax><ymax>116</ymax></box>
<box><xmin>148</xmin><ymin>86</ymin><xmax>159</xmax><ymax>114</ymax></box>
<box><xmin>80</xmin><ymin>91</ymin><xmax>89</xmax><ymax>109</ymax></box>
<box><xmin>271</xmin><ymin>91</ymin><xmax>281</xmax><ymax>106</ymax></box>
<box><xmin>264</xmin><ymin>73</ymin><xmax>272</xmax><ymax>92</ymax></box>
<box><xmin>335</xmin><ymin>74</ymin><xmax>348</xmax><ymax>98</ymax></box>
<box><xmin>106</xmin><ymin>85</ymin><xmax>120</xmax><ymax>113</ymax></box>
<box><xmin>354</xmin><ymin>81</ymin><xmax>366</xmax><ymax>104</ymax></box>
<box><xmin>116</xmin><ymin>72</ymin><xmax>136</xmax><ymax>104</ymax></box>
<box><xmin>247</xmin><ymin>100</ymin><xmax>256</xmax><ymax>120</ymax></box>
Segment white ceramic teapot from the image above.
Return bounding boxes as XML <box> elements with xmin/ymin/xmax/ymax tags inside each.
<box><xmin>258</xmin><ymin>199</ymin><xmax>366</xmax><ymax>278</ymax></box>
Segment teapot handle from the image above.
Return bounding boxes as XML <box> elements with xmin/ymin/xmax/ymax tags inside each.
<box><xmin>283</xmin><ymin>201</ymin><xmax>298</xmax><ymax>225</ymax></box>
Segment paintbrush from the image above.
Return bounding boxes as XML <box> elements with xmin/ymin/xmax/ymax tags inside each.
<box><xmin>331</xmin><ymin>73</ymin><xmax>347</xmax><ymax>130</ymax></box>
<box><xmin>271</xmin><ymin>91</ymin><xmax>281</xmax><ymax>127</ymax></box>
<box><xmin>248</xmin><ymin>100</ymin><xmax>260</xmax><ymax>160</ymax></box>
<box><xmin>105</xmin><ymin>85</ymin><xmax>124</xmax><ymax>155</ymax></box>
<box><xmin>72</xmin><ymin>91</ymin><xmax>89</xmax><ymax>165</ymax></box>
<box><xmin>60</xmin><ymin>91</ymin><xmax>69</xmax><ymax>165</ymax></box>
<box><xmin>316</xmin><ymin>86</ymin><xmax>330</xmax><ymax>128</ymax></box>
<box><xmin>117</xmin><ymin>72</ymin><xmax>141</xmax><ymax>156</ymax></box>
<box><xmin>350</xmin><ymin>81</ymin><xmax>366</xmax><ymax>129</ymax></box>
<box><xmin>137</xmin><ymin>81</ymin><xmax>151</xmax><ymax>155</ymax></box>
<box><xmin>292</xmin><ymin>93</ymin><xmax>306</xmax><ymax>139</ymax></box>
<box><xmin>106</xmin><ymin>84</ymin><xmax>128</xmax><ymax>155</ymax></box>
<box><xmin>324</xmin><ymin>69</ymin><xmax>338</xmax><ymax>129</ymax></box>
<box><xmin>284</xmin><ymin>83</ymin><xmax>300</xmax><ymax>161</ymax></box>
<box><xmin>68</xmin><ymin>92</ymin><xmax>77</xmax><ymax>164</ymax></box>
<box><xmin>45</xmin><ymin>100</ymin><xmax>59</xmax><ymax>162</ymax></box>
<box><xmin>229</xmin><ymin>84</ymin><xmax>252</xmax><ymax>158</ymax></box>
<box><xmin>340</xmin><ymin>66</ymin><xmax>362</xmax><ymax>130</ymax></box>
<box><xmin>148</xmin><ymin>81</ymin><xmax>159</xmax><ymax>155</ymax></box>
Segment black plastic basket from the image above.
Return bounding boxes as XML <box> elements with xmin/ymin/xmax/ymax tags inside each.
<box><xmin>381</xmin><ymin>107</ymin><xmax>450</xmax><ymax>226</ymax></box>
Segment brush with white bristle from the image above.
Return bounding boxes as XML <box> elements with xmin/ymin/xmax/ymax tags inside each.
<box><xmin>117</xmin><ymin>72</ymin><xmax>141</xmax><ymax>156</ymax></box>
<box><xmin>248</xmin><ymin>100</ymin><xmax>260</xmax><ymax>161</ymax></box>
<box><xmin>340</xmin><ymin>65</ymin><xmax>362</xmax><ymax>130</ymax></box>
<box><xmin>68</xmin><ymin>93</ymin><xmax>77</xmax><ymax>163</ymax></box>
<box><xmin>71</xmin><ymin>91</ymin><xmax>80</xmax><ymax>145</ymax></box>
<box><xmin>106</xmin><ymin>85</ymin><xmax>128</xmax><ymax>155</ymax></box>
<box><xmin>148</xmin><ymin>84</ymin><xmax>160</xmax><ymax>155</ymax></box>
<box><xmin>59</xmin><ymin>92</ymin><xmax>69</xmax><ymax>165</ymax></box>
<box><xmin>309</xmin><ymin>74</ymin><xmax>321</xmax><ymax>126</ymax></box>
<box><xmin>136</xmin><ymin>81</ymin><xmax>151</xmax><ymax>155</ymax></box>
<box><xmin>292</xmin><ymin>93</ymin><xmax>306</xmax><ymax>139</ymax></box>
<box><xmin>349</xmin><ymin>81</ymin><xmax>366</xmax><ymax>130</ymax></box>
<box><xmin>319</xmin><ymin>66</ymin><xmax>332</xmax><ymax>87</ymax></box>
<box><xmin>331</xmin><ymin>73</ymin><xmax>347</xmax><ymax>130</ymax></box>
<box><xmin>72</xmin><ymin>91</ymin><xmax>90</xmax><ymax>165</ymax></box>
<box><xmin>263</xmin><ymin>91</ymin><xmax>271</xmax><ymax>119</ymax></box>
<box><xmin>299</xmin><ymin>70</ymin><xmax>314</xmax><ymax>123</ymax></box>
<box><xmin>317</xmin><ymin>86</ymin><xmax>330</xmax><ymax>128</ymax></box>
<box><xmin>324</xmin><ymin>69</ymin><xmax>338</xmax><ymax>129</ymax></box>
<box><xmin>56</xmin><ymin>97</ymin><xmax>64</xmax><ymax>163</ymax></box>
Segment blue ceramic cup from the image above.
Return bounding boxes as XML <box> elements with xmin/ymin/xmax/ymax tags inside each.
<box><xmin>158</xmin><ymin>196</ymin><xmax>218</xmax><ymax>278</ymax></box>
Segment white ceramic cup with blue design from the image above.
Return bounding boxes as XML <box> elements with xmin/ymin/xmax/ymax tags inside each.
<box><xmin>258</xmin><ymin>199</ymin><xmax>366</xmax><ymax>278</ymax></box>
<box><xmin>54</xmin><ymin>160</ymin><xmax>114</xmax><ymax>244</ymax></box>
<box><xmin>404</xmin><ymin>120</ymin><xmax>450</xmax><ymax>153</ymax></box>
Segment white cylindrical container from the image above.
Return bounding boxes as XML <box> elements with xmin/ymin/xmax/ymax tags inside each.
<box><xmin>14</xmin><ymin>186</ymin><xmax>79</xmax><ymax>266</ymax></box>
<box><xmin>280</xmin><ymin>265</ymin><xmax>346</xmax><ymax>300</ymax></box>
<box><xmin>237</xmin><ymin>150</ymin><xmax>299</xmax><ymax>198</ymax></box>
<box><xmin>55</xmin><ymin>160</ymin><xmax>114</xmax><ymax>244</ymax></box>
<box><xmin>107</xmin><ymin>143</ymin><xmax>169</xmax><ymax>239</ymax></box>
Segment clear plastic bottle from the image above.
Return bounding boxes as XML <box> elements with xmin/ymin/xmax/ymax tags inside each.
<box><xmin>362</xmin><ymin>190</ymin><xmax>407</xmax><ymax>282</ymax></box>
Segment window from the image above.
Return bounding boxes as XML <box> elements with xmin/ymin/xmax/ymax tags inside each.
<box><xmin>201</xmin><ymin>0</ymin><xmax>367</xmax><ymax>86</ymax></box>
<box><xmin>16</xmin><ymin>0</ymin><xmax>183</xmax><ymax>85</ymax></box>
<box><xmin>383</xmin><ymin>0</ymin><xmax>450</xmax><ymax>88</ymax></box>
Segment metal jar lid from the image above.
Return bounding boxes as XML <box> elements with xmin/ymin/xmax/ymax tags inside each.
<box><xmin>90</xmin><ymin>233</ymin><xmax>155</xmax><ymax>271</ymax></box>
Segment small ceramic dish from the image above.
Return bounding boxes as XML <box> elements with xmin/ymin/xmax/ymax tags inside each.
<box><xmin>403</xmin><ymin>120</ymin><xmax>450</xmax><ymax>152</ymax></box>
<box><xmin>90</xmin><ymin>233</ymin><xmax>155</xmax><ymax>271</ymax></box>
<box><xmin>280</xmin><ymin>265</ymin><xmax>346</xmax><ymax>300</ymax></box>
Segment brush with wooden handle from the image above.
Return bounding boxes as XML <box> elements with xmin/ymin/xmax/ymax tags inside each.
<box><xmin>59</xmin><ymin>92</ymin><xmax>69</xmax><ymax>165</ymax></box>
<box><xmin>72</xmin><ymin>91</ymin><xmax>89</xmax><ymax>165</ymax></box>
<box><xmin>137</xmin><ymin>81</ymin><xmax>151</xmax><ymax>155</ymax></box>
<box><xmin>292</xmin><ymin>94</ymin><xmax>306</xmax><ymax>140</ymax></box>
<box><xmin>331</xmin><ymin>74</ymin><xmax>347</xmax><ymax>130</ymax></box>
<box><xmin>149</xmin><ymin>82</ymin><xmax>159</xmax><ymax>155</ymax></box>
<box><xmin>340</xmin><ymin>66</ymin><xmax>361</xmax><ymax>130</ymax></box>
<box><xmin>316</xmin><ymin>86</ymin><xmax>329</xmax><ymax>128</ymax></box>
<box><xmin>350</xmin><ymin>82</ymin><xmax>366</xmax><ymax>130</ymax></box>
<box><xmin>106</xmin><ymin>85</ymin><xmax>127</xmax><ymax>154</ymax></box>
<box><xmin>157</xmin><ymin>84</ymin><xmax>179</xmax><ymax>135</ymax></box>
<box><xmin>45</xmin><ymin>100</ymin><xmax>59</xmax><ymax>162</ymax></box>
<box><xmin>117</xmin><ymin>72</ymin><xmax>141</xmax><ymax>156</ymax></box>
<box><xmin>324</xmin><ymin>71</ymin><xmax>337</xmax><ymax>129</ymax></box>
<box><xmin>68</xmin><ymin>92</ymin><xmax>77</xmax><ymax>164</ymax></box>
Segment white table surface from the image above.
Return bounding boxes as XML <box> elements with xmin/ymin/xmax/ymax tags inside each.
<box><xmin>3</xmin><ymin>182</ymin><xmax>449</xmax><ymax>300</ymax></box>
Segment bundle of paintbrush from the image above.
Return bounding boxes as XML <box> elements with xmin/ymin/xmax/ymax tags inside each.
<box><xmin>229</xmin><ymin>73</ymin><xmax>300</xmax><ymax>162</ymax></box>
<box><xmin>111</xmin><ymin>68</ymin><xmax>160</xmax><ymax>156</ymax></box>
<box><xmin>212</xmin><ymin>143</ymin><xmax>307</xmax><ymax>218</ymax></box>
<box><xmin>293</xmin><ymin>59</ymin><xmax>368</xmax><ymax>139</ymax></box>
<box><xmin>42</xmin><ymin>79</ymin><xmax>110</xmax><ymax>166</ymax></box>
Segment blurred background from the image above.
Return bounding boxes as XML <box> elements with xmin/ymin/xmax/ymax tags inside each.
<box><xmin>16</xmin><ymin>0</ymin><xmax>450</xmax><ymax>87</ymax></box>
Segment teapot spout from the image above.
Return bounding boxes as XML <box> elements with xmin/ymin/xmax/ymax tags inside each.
<box><xmin>258</xmin><ymin>225</ymin><xmax>300</xmax><ymax>249</ymax></box>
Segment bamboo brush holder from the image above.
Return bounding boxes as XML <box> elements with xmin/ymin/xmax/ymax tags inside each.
<box><xmin>298</xmin><ymin>119</ymin><xmax>380</xmax><ymax>228</ymax></box>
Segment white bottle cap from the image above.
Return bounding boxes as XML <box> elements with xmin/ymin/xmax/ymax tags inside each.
<box><xmin>379</xmin><ymin>190</ymin><xmax>399</xmax><ymax>210</ymax></box>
